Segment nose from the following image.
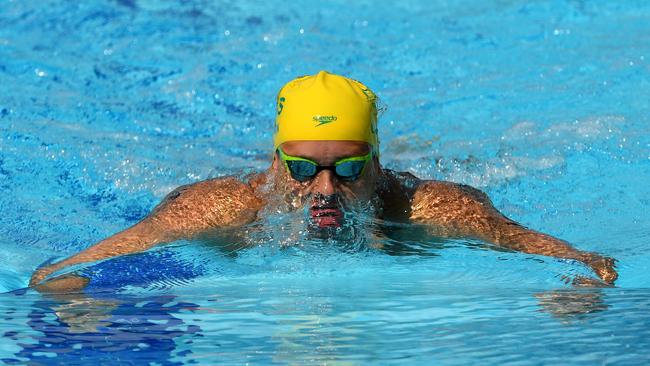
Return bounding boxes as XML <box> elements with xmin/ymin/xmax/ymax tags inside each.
<box><xmin>311</xmin><ymin>169</ymin><xmax>336</xmax><ymax>196</ymax></box>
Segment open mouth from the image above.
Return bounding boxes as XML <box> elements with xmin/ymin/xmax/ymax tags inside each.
<box><xmin>310</xmin><ymin>206</ymin><xmax>344</xmax><ymax>228</ymax></box>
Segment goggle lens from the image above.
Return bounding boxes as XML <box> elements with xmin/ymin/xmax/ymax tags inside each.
<box><xmin>334</xmin><ymin>160</ymin><xmax>366</xmax><ymax>181</ymax></box>
<box><xmin>279</xmin><ymin>149</ymin><xmax>371</xmax><ymax>182</ymax></box>
<box><xmin>286</xmin><ymin>160</ymin><xmax>318</xmax><ymax>182</ymax></box>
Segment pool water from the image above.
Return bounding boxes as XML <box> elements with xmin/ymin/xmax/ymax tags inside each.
<box><xmin>1</xmin><ymin>0</ymin><xmax>650</xmax><ymax>364</ymax></box>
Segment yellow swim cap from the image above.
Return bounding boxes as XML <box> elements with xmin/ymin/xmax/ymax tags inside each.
<box><xmin>273</xmin><ymin>71</ymin><xmax>379</xmax><ymax>152</ymax></box>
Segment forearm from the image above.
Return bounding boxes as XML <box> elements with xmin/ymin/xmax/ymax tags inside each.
<box><xmin>57</xmin><ymin>220</ymin><xmax>166</xmax><ymax>268</ymax></box>
<box><xmin>482</xmin><ymin>220</ymin><xmax>617</xmax><ymax>284</ymax></box>
<box><xmin>484</xmin><ymin>221</ymin><xmax>587</xmax><ymax>260</ymax></box>
<box><xmin>30</xmin><ymin>218</ymin><xmax>171</xmax><ymax>287</ymax></box>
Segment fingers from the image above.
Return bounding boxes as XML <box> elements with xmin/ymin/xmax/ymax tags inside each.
<box><xmin>556</xmin><ymin>252</ymin><xmax>618</xmax><ymax>288</ymax></box>
<box><xmin>29</xmin><ymin>268</ymin><xmax>52</xmax><ymax>287</ymax></box>
<box><xmin>587</xmin><ymin>255</ymin><xmax>618</xmax><ymax>284</ymax></box>
<box><xmin>32</xmin><ymin>275</ymin><xmax>90</xmax><ymax>294</ymax></box>
<box><xmin>560</xmin><ymin>274</ymin><xmax>610</xmax><ymax>288</ymax></box>
<box><xmin>29</xmin><ymin>263</ymin><xmax>67</xmax><ymax>288</ymax></box>
<box><xmin>571</xmin><ymin>275</ymin><xmax>614</xmax><ymax>288</ymax></box>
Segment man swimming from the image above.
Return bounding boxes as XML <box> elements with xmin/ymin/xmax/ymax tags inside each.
<box><xmin>30</xmin><ymin>71</ymin><xmax>617</xmax><ymax>292</ymax></box>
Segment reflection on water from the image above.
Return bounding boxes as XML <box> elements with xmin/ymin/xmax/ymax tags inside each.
<box><xmin>535</xmin><ymin>289</ymin><xmax>609</xmax><ymax>321</ymax></box>
<box><xmin>1</xmin><ymin>291</ymin><xmax>200</xmax><ymax>365</ymax></box>
<box><xmin>2</xmin><ymin>280</ymin><xmax>646</xmax><ymax>364</ymax></box>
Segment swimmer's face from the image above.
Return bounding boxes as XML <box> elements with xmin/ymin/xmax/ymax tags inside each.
<box><xmin>272</xmin><ymin>141</ymin><xmax>380</xmax><ymax>225</ymax></box>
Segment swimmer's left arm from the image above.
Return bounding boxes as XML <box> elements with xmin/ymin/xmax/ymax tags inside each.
<box><xmin>410</xmin><ymin>181</ymin><xmax>617</xmax><ymax>285</ymax></box>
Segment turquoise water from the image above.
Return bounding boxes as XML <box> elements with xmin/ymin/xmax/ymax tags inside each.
<box><xmin>1</xmin><ymin>0</ymin><xmax>650</xmax><ymax>364</ymax></box>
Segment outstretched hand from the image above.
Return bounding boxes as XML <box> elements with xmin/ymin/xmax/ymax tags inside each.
<box><xmin>583</xmin><ymin>253</ymin><xmax>618</xmax><ymax>285</ymax></box>
<box><xmin>32</xmin><ymin>274</ymin><xmax>90</xmax><ymax>293</ymax></box>
<box><xmin>558</xmin><ymin>254</ymin><xmax>617</xmax><ymax>287</ymax></box>
<box><xmin>29</xmin><ymin>264</ymin><xmax>59</xmax><ymax>287</ymax></box>
<box><xmin>30</xmin><ymin>263</ymin><xmax>90</xmax><ymax>293</ymax></box>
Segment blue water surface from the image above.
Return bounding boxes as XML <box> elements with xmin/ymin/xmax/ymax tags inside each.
<box><xmin>1</xmin><ymin>0</ymin><xmax>650</xmax><ymax>364</ymax></box>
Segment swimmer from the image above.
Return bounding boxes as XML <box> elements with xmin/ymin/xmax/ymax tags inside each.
<box><xmin>29</xmin><ymin>71</ymin><xmax>617</xmax><ymax>292</ymax></box>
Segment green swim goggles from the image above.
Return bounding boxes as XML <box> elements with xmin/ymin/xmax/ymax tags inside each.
<box><xmin>277</xmin><ymin>148</ymin><xmax>373</xmax><ymax>182</ymax></box>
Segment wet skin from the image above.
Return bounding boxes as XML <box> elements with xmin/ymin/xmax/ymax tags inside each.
<box><xmin>29</xmin><ymin>140</ymin><xmax>618</xmax><ymax>292</ymax></box>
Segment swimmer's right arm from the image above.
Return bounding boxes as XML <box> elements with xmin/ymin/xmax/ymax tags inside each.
<box><xmin>29</xmin><ymin>216</ymin><xmax>169</xmax><ymax>292</ymax></box>
<box><xmin>30</xmin><ymin>177</ymin><xmax>263</xmax><ymax>292</ymax></box>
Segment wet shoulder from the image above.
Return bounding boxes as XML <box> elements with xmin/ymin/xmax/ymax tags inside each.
<box><xmin>150</xmin><ymin>176</ymin><xmax>263</xmax><ymax>229</ymax></box>
<box><xmin>162</xmin><ymin>176</ymin><xmax>259</xmax><ymax>203</ymax></box>
<box><xmin>410</xmin><ymin>180</ymin><xmax>498</xmax><ymax>223</ymax></box>
<box><xmin>414</xmin><ymin>180</ymin><xmax>491</xmax><ymax>205</ymax></box>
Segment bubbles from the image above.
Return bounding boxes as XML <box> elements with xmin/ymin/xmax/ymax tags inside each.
<box><xmin>552</xmin><ymin>28</ymin><xmax>571</xmax><ymax>36</ymax></box>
